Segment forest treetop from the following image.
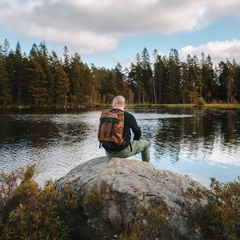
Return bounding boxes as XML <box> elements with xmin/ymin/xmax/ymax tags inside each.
<box><xmin>0</xmin><ymin>39</ymin><xmax>239</xmax><ymax>107</ymax></box>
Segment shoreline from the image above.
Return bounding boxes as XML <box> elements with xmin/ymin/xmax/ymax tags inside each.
<box><xmin>1</xmin><ymin>103</ymin><xmax>240</xmax><ymax>110</ymax></box>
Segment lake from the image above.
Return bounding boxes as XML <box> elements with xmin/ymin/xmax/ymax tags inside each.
<box><xmin>0</xmin><ymin>107</ymin><xmax>239</xmax><ymax>187</ymax></box>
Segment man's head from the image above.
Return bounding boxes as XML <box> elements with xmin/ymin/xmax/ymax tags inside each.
<box><xmin>112</xmin><ymin>95</ymin><xmax>125</xmax><ymax>110</ymax></box>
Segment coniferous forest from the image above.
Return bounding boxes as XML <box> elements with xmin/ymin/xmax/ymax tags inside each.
<box><xmin>0</xmin><ymin>38</ymin><xmax>240</xmax><ymax>107</ymax></box>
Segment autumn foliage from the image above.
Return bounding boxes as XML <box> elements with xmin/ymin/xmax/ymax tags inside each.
<box><xmin>0</xmin><ymin>165</ymin><xmax>239</xmax><ymax>239</ymax></box>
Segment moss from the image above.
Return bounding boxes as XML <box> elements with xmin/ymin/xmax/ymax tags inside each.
<box><xmin>82</xmin><ymin>190</ymin><xmax>106</xmax><ymax>217</ymax></box>
<box><xmin>72</xmin><ymin>176</ymin><xmax>80</xmax><ymax>182</ymax></box>
<box><xmin>119</xmin><ymin>197</ymin><xmax>188</xmax><ymax>240</ymax></box>
<box><xmin>80</xmin><ymin>187</ymin><xmax>111</xmax><ymax>239</ymax></box>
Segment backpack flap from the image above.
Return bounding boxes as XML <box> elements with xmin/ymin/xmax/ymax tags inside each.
<box><xmin>98</xmin><ymin>111</ymin><xmax>124</xmax><ymax>148</ymax></box>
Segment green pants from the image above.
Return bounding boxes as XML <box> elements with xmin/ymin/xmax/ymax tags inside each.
<box><xmin>105</xmin><ymin>139</ymin><xmax>150</xmax><ymax>162</ymax></box>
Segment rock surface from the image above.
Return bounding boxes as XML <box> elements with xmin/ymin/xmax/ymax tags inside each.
<box><xmin>56</xmin><ymin>156</ymin><xmax>205</xmax><ymax>240</ymax></box>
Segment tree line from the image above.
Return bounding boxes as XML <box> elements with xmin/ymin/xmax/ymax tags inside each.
<box><xmin>0</xmin><ymin>38</ymin><xmax>240</xmax><ymax>107</ymax></box>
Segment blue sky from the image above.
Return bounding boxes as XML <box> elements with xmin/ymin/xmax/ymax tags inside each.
<box><xmin>1</xmin><ymin>0</ymin><xmax>240</xmax><ymax>69</ymax></box>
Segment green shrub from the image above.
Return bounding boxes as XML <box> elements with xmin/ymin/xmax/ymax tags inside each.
<box><xmin>119</xmin><ymin>198</ymin><xmax>173</xmax><ymax>240</ymax></box>
<box><xmin>186</xmin><ymin>177</ymin><xmax>240</xmax><ymax>240</ymax></box>
<box><xmin>1</xmin><ymin>166</ymin><xmax>239</xmax><ymax>239</ymax></box>
<box><xmin>0</xmin><ymin>165</ymin><xmax>79</xmax><ymax>240</ymax></box>
<box><xmin>194</xmin><ymin>97</ymin><xmax>207</xmax><ymax>108</ymax></box>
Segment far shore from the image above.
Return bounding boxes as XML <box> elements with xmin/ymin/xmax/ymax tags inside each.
<box><xmin>1</xmin><ymin>103</ymin><xmax>240</xmax><ymax>110</ymax></box>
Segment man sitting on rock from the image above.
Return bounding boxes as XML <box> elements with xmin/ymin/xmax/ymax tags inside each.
<box><xmin>102</xmin><ymin>95</ymin><xmax>150</xmax><ymax>162</ymax></box>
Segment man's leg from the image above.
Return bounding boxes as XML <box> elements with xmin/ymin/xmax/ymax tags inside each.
<box><xmin>105</xmin><ymin>146</ymin><xmax>132</xmax><ymax>159</ymax></box>
<box><xmin>105</xmin><ymin>139</ymin><xmax>150</xmax><ymax>162</ymax></box>
<box><xmin>131</xmin><ymin>140</ymin><xmax>150</xmax><ymax>162</ymax></box>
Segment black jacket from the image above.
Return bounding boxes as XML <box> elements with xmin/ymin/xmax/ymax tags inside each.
<box><xmin>122</xmin><ymin>110</ymin><xmax>141</xmax><ymax>142</ymax></box>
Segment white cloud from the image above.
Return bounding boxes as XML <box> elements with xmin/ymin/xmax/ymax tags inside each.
<box><xmin>207</xmin><ymin>0</ymin><xmax>240</xmax><ymax>19</ymax></box>
<box><xmin>178</xmin><ymin>39</ymin><xmax>240</xmax><ymax>65</ymax></box>
<box><xmin>1</xmin><ymin>0</ymin><xmax>240</xmax><ymax>58</ymax></box>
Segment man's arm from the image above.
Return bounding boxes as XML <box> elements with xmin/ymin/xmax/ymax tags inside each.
<box><xmin>127</xmin><ymin>113</ymin><xmax>141</xmax><ymax>140</ymax></box>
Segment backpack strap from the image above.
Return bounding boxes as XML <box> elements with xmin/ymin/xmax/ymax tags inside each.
<box><xmin>110</xmin><ymin>108</ymin><xmax>123</xmax><ymax>114</ymax></box>
<box><xmin>110</xmin><ymin>108</ymin><xmax>132</xmax><ymax>151</ymax></box>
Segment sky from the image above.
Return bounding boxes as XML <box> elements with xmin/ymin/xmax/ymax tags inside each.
<box><xmin>1</xmin><ymin>0</ymin><xmax>240</xmax><ymax>69</ymax></box>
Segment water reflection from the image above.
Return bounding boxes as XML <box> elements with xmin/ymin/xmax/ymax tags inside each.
<box><xmin>0</xmin><ymin>108</ymin><xmax>239</xmax><ymax>187</ymax></box>
<box><xmin>130</xmin><ymin>108</ymin><xmax>240</xmax><ymax>186</ymax></box>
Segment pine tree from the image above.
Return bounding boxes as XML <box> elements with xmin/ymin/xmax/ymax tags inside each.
<box><xmin>69</xmin><ymin>53</ymin><xmax>87</xmax><ymax>105</ymax></box>
<box><xmin>0</xmin><ymin>57</ymin><xmax>12</xmax><ymax>105</ymax></box>
<box><xmin>55</xmin><ymin>64</ymin><xmax>70</xmax><ymax>106</ymax></box>
<box><xmin>153</xmin><ymin>52</ymin><xmax>167</xmax><ymax>104</ymax></box>
<box><xmin>27</xmin><ymin>44</ymin><xmax>48</xmax><ymax>105</ymax></box>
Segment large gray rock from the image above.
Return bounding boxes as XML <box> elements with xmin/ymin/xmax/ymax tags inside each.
<box><xmin>56</xmin><ymin>157</ymin><xmax>205</xmax><ymax>240</ymax></box>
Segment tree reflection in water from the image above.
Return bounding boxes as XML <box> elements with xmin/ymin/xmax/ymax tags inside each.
<box><xmin>0</xmin><ymin>108</ymin><xmax>239</xmax><ymax>187</ymax></box>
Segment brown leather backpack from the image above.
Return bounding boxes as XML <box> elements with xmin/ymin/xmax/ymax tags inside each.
<box><xmin>98</xmin><ymin>109</ymin><xmax>124</xmax><ymax>150</ymax></box>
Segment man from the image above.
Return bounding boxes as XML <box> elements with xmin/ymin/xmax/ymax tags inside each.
<box><xmin>104</xmin><ymin>95</ymin><xmax>150</xmax><ymax>162</ymax></box>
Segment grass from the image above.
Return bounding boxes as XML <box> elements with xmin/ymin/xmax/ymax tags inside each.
<box><xmin>125</xmin><ymin>103</ymin><xmax>240</xmax><ymax>110</ymax></box>
<box><xmin>1</xmin><ymin>103</ymin><xmax>240</xmax><ymax>110</ymax></box>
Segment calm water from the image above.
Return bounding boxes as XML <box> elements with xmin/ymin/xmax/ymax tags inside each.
<box><xmin>0</xmin><ymin>108</ymin><xmax>239</xmax><ymax>187</ymax></box>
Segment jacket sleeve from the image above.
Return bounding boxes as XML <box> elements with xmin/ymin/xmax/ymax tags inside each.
<box><xmin>127</xmin><ymin>112</ymin><xmax>141</xmax><ymax>140</ymax></box>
